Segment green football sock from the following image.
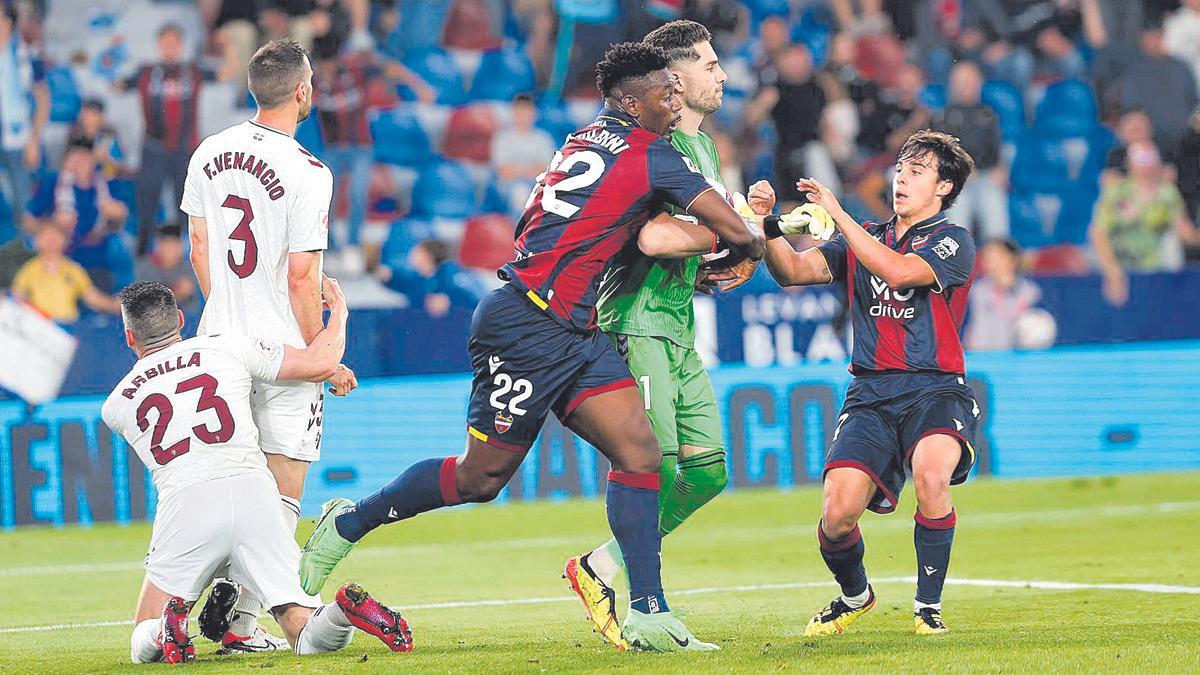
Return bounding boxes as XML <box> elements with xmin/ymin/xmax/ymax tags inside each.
<box><xmin>659</xmin><ymin>449</ymin><xmax>728</xmax><ymax>536</ymax></box>
<box><xmin>589</xmin><ymin>450</ymin><xmax>728</xmax><ymax>586</ymax></box>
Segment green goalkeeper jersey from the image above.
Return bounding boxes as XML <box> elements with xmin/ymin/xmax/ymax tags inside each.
<box><xmin>596</xmin><ymin>129</ymin><xmax>723</xmax><ymax>348</ymax></box>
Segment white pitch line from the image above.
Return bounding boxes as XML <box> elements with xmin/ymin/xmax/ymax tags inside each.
<box><xmin>5</xmin><ymin>500</ymin><xmax>1198</xmax><ymax>579</ymax></box>
<box><xmin>2</xmin><ymin>576</ymin><xmax>1198</xmax><ymax>636</ymax></box>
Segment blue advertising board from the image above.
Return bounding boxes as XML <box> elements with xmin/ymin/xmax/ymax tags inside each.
<box><xmin>2</xmin><ymin>341</ymin><xmax>1198</xmax><ymax>529</ymax></box>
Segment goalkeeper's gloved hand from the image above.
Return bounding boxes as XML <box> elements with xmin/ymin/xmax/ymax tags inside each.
<box><xmin>764</xmin><ymin>203</ymin><xmax>836</xmax><ymax>241</ymax></box>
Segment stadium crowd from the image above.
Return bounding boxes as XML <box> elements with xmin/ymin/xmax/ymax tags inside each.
<box><xmin>1</xmin><ymin>0</ymin><xmax>1199</xmax><ymax>355</ymax></box>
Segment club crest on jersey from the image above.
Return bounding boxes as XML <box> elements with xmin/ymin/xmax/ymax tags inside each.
<box><xmin>494</xmin><ymin>411</ymin><xmax>513</xmax><ymax>434</ymax></box>
<box><xmin>912</xmin><ymin>234</ymin><xmax>930</xmax><ymax>248</ymax></box>
<box><xmin>932</xmin><ymin>236</ymin><xmax>959</xmax><ymax>260</ymax></box>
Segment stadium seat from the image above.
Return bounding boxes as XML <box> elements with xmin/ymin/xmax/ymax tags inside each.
<box><xmin>411</xmin><ymin>159</ymin><xmax>477</xmax><ymax>218</ymax></box>
<box><xmin>470</xmin><ymin>47</ymin><xmax>538</xmax><ymax>102</ymax></box>
<box><xmin>918</xmin><ymin>83</ymin><xmax>947</xmax><ymax>112</ymax></box>
<box><xmin>743</xmin><ymin>0</ymin><xmax>790</xmax><ymax>22</ymax></box>
<box><xmin>381</xmin><ymin>215</ymin><xmax>438</xmax><ymax>271</ymax></box>
<box><xmin>370</xmin><ymin>107</ymin><xmax>433</xmax><ymax>168</ymax></box>
<box><xmin>981</xmin><ymin>80</ymin><xmax>1026</xmax><ymax>142</ymax></box>
<box><xmin>1028</xmin><ymin>244</ymin><xmax>1090</xmax><ymax>275</ymax></box>
<box><xmin>442</xmin><ymin>105</ymin><xmax>500</xmax><ymax>163</ymax></box>
<box><xmin>459</xmin><ymin>212</ymin><xmax>515</xmax><ymax>271</ymax></box>
<box><xmin>442</xmin><ymin>0</ymin><xmax>503</xmax><ymax>50</ymax></box>
<box><xmin>535</xmin><ymin>101</ymin><xmax>575</xmax><ymax>145</ymax></box>
<box><xmin>1008</xmin><ymin>184</ymin><xmax>1100</xmax><ymax>248</ymax></box>
<box><xmin>1010</xmin><ymin>128</ymin><xmax>1113</xmax><ymax>192</ymax></box>
<box><xmin>401</xmin><ymin>48</ymin><xmax>467</xmax><ymax>106</ymax></box>
<box><xmin>1033</xmin><ymin>79</ymin><xmax>1098</xmax><ymax>136</ymax></box>
<box><xmin>792</xmin><ymin>24</ymin><xmax>830</xmax><ymax>67</ymax></box>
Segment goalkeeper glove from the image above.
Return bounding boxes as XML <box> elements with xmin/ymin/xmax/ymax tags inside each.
<box><xmin>764</xmin><ymin>203</ymin><xmax>837</xmax><ymax>240</ymax></box>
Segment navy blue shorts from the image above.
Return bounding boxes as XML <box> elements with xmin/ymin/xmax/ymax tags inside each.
<box><xmin>465</xmin><ymin>284</ymin><xmax>636</xmax><ymax>452</ymax></box>
<box><xmin>824</xmin><ymin>371</ymin><xmax>979</xmax><ymax>514</ymax></box>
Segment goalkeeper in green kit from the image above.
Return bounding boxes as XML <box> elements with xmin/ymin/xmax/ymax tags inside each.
<box><xmin>562</xmin><ymin>20</ymin><xmax>779</xmax><ymax>651</ymax></box>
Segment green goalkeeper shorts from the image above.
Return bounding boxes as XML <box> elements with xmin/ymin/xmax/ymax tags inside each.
<box><xmin>610</xmin><ymin>333</ymin><xmax>724</xmax><ymax>452</ymax></box>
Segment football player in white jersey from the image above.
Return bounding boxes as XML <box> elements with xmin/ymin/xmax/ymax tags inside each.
<box><xmin>181</xmin><ymin>39</ymin><xmax>356</xmax><ymax>648</ymax></box>
<box><xmin>104</xmin><ymin>279</ymin><xmax>412</xmax><ymax>664</ymax></box>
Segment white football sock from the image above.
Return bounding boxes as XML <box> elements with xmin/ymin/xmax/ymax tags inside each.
<box><xmin>130</xmin><ymin>618</ymin><xmax>163</xmax><ymax>664</ymax></box>
<box><xmin>914</xmin><ymin>600</ymin><xmax>942</xmax><ymax>612</ymax></box>
<box><xmin>586</xmin><ymin>539</ymin><xmax>623</xmax><ymax>587</ymax></box>
<box><xmin>294</xmin><ymin>604</ymin><xmax>354</xmax><ymax>655</ymax></box>
<box><xmin>228</xmin><ymin>591</ymin><xmax>265</xmax><ymax>638</ymax></box>
<box><xmin>280</xmin><ymin>496</ymin><xmax>301</xmax><ymax>535</ymax></box>
<box><xmin>842</xmin><ymin>587</ymin><xmax>872</xmax><ymax>609</ymax></box>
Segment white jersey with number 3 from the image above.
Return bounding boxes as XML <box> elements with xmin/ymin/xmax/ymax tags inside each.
<box><xmin>181</xmin><ymin>120</ymin><xmax>333</xmax><ymax>348</ymax></box>
<box><xmin>101</xmin><ymin>335</ymin><xmax>286</xmax><ymax>501</ymax></box>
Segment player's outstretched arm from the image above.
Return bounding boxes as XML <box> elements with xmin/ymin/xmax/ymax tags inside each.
<box><xmin>796</xmin><ymin>177</ymin><xmax>935</xmax><ymax>290</ymax></box>
<box><xmin>638</xmin><ymin>212</ymin><xmax>717</xmax><ymax>258</ymax></box>
<box><xmin>762</xmin><ymin>238</ymin><xmax>834</xmax><ymax>287</ymax></box>
<box><xmin>187</xmin><ymin>215</ymin><xmax>211</xmax><ymax>299</ymax></box>
<box><xmin>687</xmin><ymin>190</ymin><xmax>766</xmax><ymax>260</ymax></box>
<box><xmin>278</xmin><ymin>277</ymin><xmax>349</xmax><ymax>383</ymax></box>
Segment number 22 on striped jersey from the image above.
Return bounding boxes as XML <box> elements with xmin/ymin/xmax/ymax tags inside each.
<box><xmin>525</xmin><ymin>150</ymin><xmax>605</xmax><ymax>218</ymax></box>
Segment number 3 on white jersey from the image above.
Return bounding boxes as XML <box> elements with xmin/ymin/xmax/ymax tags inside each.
<box><xmin>524</xmin><ymin>150</ymin><xmax>605</xmax><ymax>218</ymax></box>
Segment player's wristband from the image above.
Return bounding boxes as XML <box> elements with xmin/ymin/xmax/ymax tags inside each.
<box><xmin>763</xmin><ymin>215</ymin><xmax>784</xmax><ymax>239</ymax></box>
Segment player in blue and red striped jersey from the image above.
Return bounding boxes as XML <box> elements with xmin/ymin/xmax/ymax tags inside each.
<box><xmin>299</xmin><ymin>42</ymin><xmax>766</xmax><ymax>652</ymax></box>
<box><xmin>755</xmin><ymin>130</ymin><xmax>979</xmax><ymax>636</ymax></box>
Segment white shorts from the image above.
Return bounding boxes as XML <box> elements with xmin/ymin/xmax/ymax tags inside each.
<box><xmin>251</xmin><ymin>379</ymin><xmax>324</xmax><ymax>462</ymax></box>
<box><xmin>144</xmin><ymin>472</ymin><xmax>321</xmax><ymax>610</ymax></box>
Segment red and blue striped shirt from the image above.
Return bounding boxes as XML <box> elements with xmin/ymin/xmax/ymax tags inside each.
<box><xmin>817</xmin><ymin>212</ymin><xmax>976</xmax><ymax>375</ymax></box>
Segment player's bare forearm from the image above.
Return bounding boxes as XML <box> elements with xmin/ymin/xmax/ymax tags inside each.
<box><xmin>638</xmin><ymin>212</ymin><xmax>713</xmax><ymax>258</ymax></box>
<box><xmin>187</xmin><ymin>215</ymin><xmax>211</xmax><ymax>299</ymax></box>
<box><xmin>832</xmin><ymin>209</ymin><xmax>932</xmax><ymax>289</ymax></box>
<box><xmin>764</xmin><ymin>239</ymin><xmax>832</xmax><ymax>287</ymax></box>
<box><xmin>287</xmin><ymin>251</ymin><xmax>324</xmax><ymax>344</ymax></box>
<box><xmin>687</xmin><ymin>190</ymin><xmax>766</xmax><ymax>260</ymax></box>
<box><xmin>279</xmin><ymin>278</ymin><xmax>348</xmax><ymax>382</ymax></box>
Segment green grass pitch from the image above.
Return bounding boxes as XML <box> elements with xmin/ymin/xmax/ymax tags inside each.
<box><xmin>1</xmin><ymin>472</ymin><xmax>1198</xmax><ymax>673</ymax></box>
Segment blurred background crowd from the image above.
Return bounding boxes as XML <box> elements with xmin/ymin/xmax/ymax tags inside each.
<box><xmin>1</xmin><ymin>0</ymin><xmax>1199</xmax><ymax>389</ymax></box>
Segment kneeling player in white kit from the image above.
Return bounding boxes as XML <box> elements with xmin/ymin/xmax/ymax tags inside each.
<box><xmin>181</xmin><ymin>38</ymin><xmax>357</xmax><ymax>648</ymax></box>
<box><xmin>102</xmin><ymin>279</ymin><xmax>412</xmax><ymax>664</ymax></box>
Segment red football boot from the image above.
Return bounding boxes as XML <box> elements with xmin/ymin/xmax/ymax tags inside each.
<box><xmin>335</xmin><ymin>583</ymin><xmax>413</xmax><ymax>653</ymax></box>
<box><xmin>161</xmin><ymin>597</ymin><xmax>196</xmax><ymax>665</ymax></box>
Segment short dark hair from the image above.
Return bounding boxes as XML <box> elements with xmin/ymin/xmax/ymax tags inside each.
<box><xmin>642</xmin><ymin>20</ymin><xmax>712</xmax><ymax>65</ymax></box>
<box><xmin>118</xmin><ymin>281</ymin><xmax>180</xmax><ymax>345</ymax></box>
<box><xmin>158</xmin><ymin>22</ymin><xmax>183</xmax><ymax>39</ymax></box>
<box><xmin>248</xmin><ymin>39</ymin><xmax>310</xmax><ymax>109</ymax></box>
<box><xmin>416</xmin><ymin>239</ymin><xmax>452</xmax><ymax>266</ymax></box>
<box><xmin>897</xmin><ymin>129</ymin><xmax>974</xmax><ymax>210</ymax></box>
<box><xmin>595</xmin><ymin>42</ymin><xmax>670</xmax><ymax>98</ymax></box>
<box><xmin>158</xmin><ymin>224</ymin><xmax>182</xmax><ymax>239</ymax></box>
<box><xmin>513</xmin><ymin>92</ymin><xmax>535</xmax><ymax>106</ymax></box>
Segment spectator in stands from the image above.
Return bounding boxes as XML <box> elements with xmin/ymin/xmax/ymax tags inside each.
<box><xmin>1177</xmin><ymin>107</ymin><xmax>1200</xmax><ymax>261</ymax></box>
<box><xmin>852</xmin><ymin>62</ymin><xmax>929</xmax><ymax>218</ymax></box>
<box><xmin>0</xmin><ymin>233</ymin><xmax>34</xmax><ymax>289</ymax></box>
<box><xmin>135</xmin><ymin>224</ymin><xmax>199</xmax><ymax>315</ymax></box>
<box><xmin>28</xmin><ymin>140</ymin><xmax>132</xmax><ymax>293</ymax></box>
<box><xmin>11</xmin><ymin>224</ymin><xmax>120</xmax><ymax>323</ymax></box>
<box><xmin>0</xmin><ymin>3</ymin><xmax>48</xmax><ymax>223</ymax></box>
<box><xmin>1164</xmin><ymin>0</ymin><xmax>1200</xmax><ymax>88</ymax></box>
<box><xmin>1102</xmin><ymin>109</ymin><xmax>1155</xmax><ymax>185</ymax></box>
<box><xmin>682</xmin><ymin>0</ymin><xmax>748</xmax><ymax>54</ymax></box>
<box><xmin>67</xmin><ymin>99</ymin><xmax>126</xmax><ymax>179</ymax></box>
<box><xmin>746</xmin><ymin>44</ymin><xmax>835</xmax><ymax>207</ymax></box>
<box><xmin>259</xmin><ymin>0</ymin><xmax>319</xmax><ymax>49</ymax></box>
<box><xmin>1032</xmin><ymin>23</ymin><xmax>1087</xmax><ymax>83</ymax></box>
<box><xmin>1117</xmin><ymin>23</ymin><xmax>1198</xmax><ymax>153</ymax></box>
<box><xmin>935</xmin><ymin>61</ymin><xmax>1008</xmax><ymax>240</ymax></box>
<box><xmin>312</xmin><ymin>41</ymin><xmax>431</xmax><ymax>260</ymax></box>
<box><xmin>965</xmin><ymin>239</ymin><xmax>1042</xmax><ymax>352</ymax></box>
<box><xmin>750</xmin><ymin>16</ymin><xmax>789</xmax><ymax>85</ymax></box>
<box><xmin>377</xmin><ymin>239</ymin><xmax>485</xmax><ymax>318</ymax></box>
<box><xmin>1091</xmin><ymin>140</ymin><xmax>1200</xmax><ymax>306</ymax></box>
<box><xmin>490</xmin><ymin>93</ymin><xmax>555</xmax><ymax>216</ymax></box>
<box><xmin>118</xmin><ymin>23</ymin><xmax>221</xmax><ymax>256</ymax></box>
<box><xmin>200</xmin><ymin>0</ymin><xmax>259</xmax><ymax>97</ymax></box>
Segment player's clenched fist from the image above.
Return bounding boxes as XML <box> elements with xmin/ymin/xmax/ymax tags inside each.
<box><xmin>327</xmin><ymin>363</ymin><xmax>357</xmax><ymax>397</ymax></box>
<box><xmin>322</xmin><ymin>276</ymin><xmax>348</xmax><ymax>319</ymax></box>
